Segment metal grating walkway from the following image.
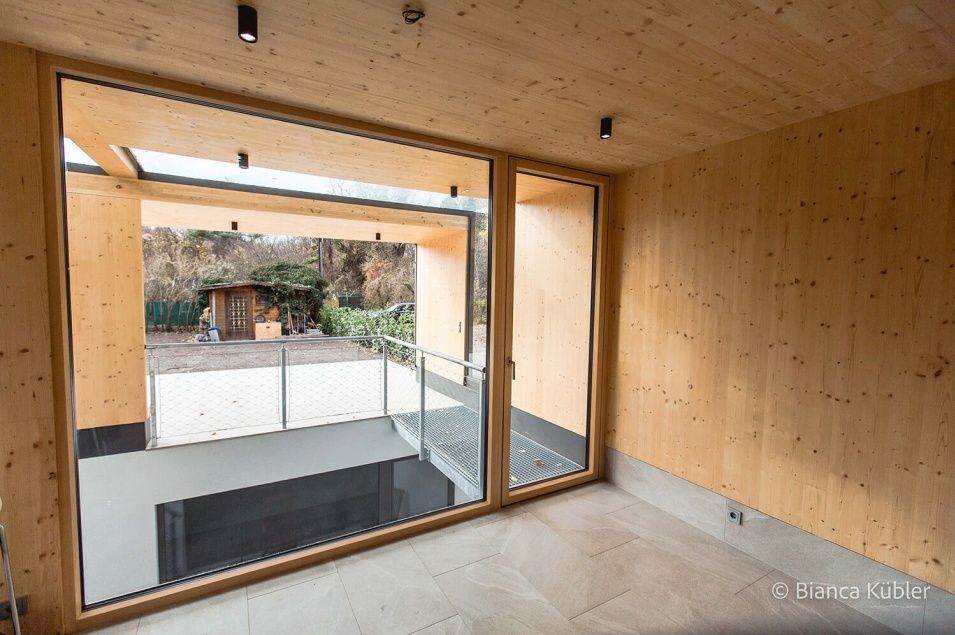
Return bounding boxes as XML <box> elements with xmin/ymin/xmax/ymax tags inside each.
<box><xmin>391</xmin><ymin>405</ymin><xmax>583</xmax><ymax>497</ymax></box>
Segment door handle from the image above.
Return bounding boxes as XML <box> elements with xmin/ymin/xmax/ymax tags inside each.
<box><xmin>506</xmin><ymin>357</ymin><xmax>516</xmax><ymax>380</ymax></box>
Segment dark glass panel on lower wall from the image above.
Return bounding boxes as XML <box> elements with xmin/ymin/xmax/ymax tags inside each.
<box><xmin>75</xmin><ymin>421</ymin><xmax>149</xmax><ymax>458</ymax></box>
<box><xmin>157</xmin><ymin>456</ymin><xmax>452</xmax><ymax>583</ymax></box>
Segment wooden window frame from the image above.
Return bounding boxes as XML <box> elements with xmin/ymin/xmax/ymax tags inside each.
<box><xmin>34</xmin><ymin>53</ymin><xmax>609</xmax><ymax>631</ymax></box>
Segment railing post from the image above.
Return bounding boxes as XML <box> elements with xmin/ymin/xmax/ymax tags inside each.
<box><xmin>0</xmin><ymin>523</ymin><xmax>21</xmax><ymax>635</ymax></box>
<box><xmin>280</xmin><ymin>344</ymin><xmax>288</xmax><ymax>429</ymax></box>
<box><xmin>148</xmin><ymin>353</ymin><xmax>158</xmax><ymax>447</ymax></box>
<box><xmin>418</xmin><ymin>354</ymin><xmax>427</xmax><ymax>461</ymax></box>
<box><xmin>381</xmin><ymin>338</ymin><xmax>388</xmax><ymax>415</ymax></box>
<box><xmin>477</xmin><ymin>373</ymin><xmax>486</xmax><ymax>495</ymax></box>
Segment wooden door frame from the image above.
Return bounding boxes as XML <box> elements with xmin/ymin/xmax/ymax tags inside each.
<box><xmin>500</xmin><ymin>158</ymin><xmax>611</xmax><ymax>506</ymax></box>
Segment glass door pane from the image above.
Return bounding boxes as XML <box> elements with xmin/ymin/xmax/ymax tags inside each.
<box><xmin>506</xmin><ymin>171</ymin><xmax>597</xmax><ymax>490</ymax></box>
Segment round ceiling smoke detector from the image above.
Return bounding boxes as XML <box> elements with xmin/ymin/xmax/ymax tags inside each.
<box><xmin>402</xmin><ymin>9</ymin><xmax>425</xmax><ymax>25</ymax></box>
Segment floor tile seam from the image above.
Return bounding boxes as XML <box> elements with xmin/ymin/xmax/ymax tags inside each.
<box><xmin>525</xmin><ymin>504</ymin><xmax>639</xmax><ymax>558</ymax></box>
<box><xmin>606</xmin><ymin>509</ymin><xmax>778</xmax><ymax>588</ymax></box>
<box><xmin>469</xmin><ymin>509</ymin><xmax>529</xmax><ymax>530</ymax></box>
<box><xmin>423</xmin><ymin>563</ymin><xmax>466</xmax><ymax>635</ymax></box>
<box><xmin>424</xmin><ymin>551</ymin><xmax>500</xmax><ymax>579</ymax></box>
<box><xmin>565</xmin><ymin>588</ymin><xmax>632</xmax><ymax>621</ymax></box>
<box><xmin>246</xmin><ymin>560</ymin><xmax>340</xmax><ymax>601</ymax></box>
<box><xmin>335</xmin><ymin>567</ymin><xmax>372</xmax><ymax>635</ymax></box>
<box><xmin>243</xmin><ymin>584</ymin><xmax>252</xmax><ymax>635</ymax></box>
<box><xmin>610</xmin><ymin>535</ymin><xmax>768</xmax><ymax>599</ymax></box>
<box><xmin>734</xmin><ymin>569</ymin><xmax>774</xmax><ymax>597</ymax></box>
<box><xmin>484</xmin><ymin>536</ymin><xmax>636</xmax><ymax>623</ymax></box>
<box><xmin>601</xmin><ymin>499</ymin><xmax>650</xmax><ymax>520</ymax></box>
<box><xmin>406</xmin><ymin>611</ymin><xmax>464</xmax><ymax>635</ymax></box>
<box><xmin>576</xmin><ymin>574</ymin><xmax>694</xmax><ymax>634</ymax></box>
<box><xmin>512</xmin><ymin>507</ymin><xmax>618</xmax><ymax>558</ymax></box>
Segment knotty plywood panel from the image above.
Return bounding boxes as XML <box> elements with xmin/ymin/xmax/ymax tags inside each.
<box><xmin>1</xmin><ymin>1</ymin><xmax>953</xmax><ymax>173</ymax></box>
<box><xmin>605</xmin><ymin>78</ymin><xmax>955</xmax><ymax>591</ymax></box>
<box><xmin>512</xmin><ymin>176</ymin><xmax>595</xmax><ymax>436</ymax></box>
<box><xmin>0</xmin><ymin>42</ymin><xmax>63</xmax><ymax>635</ymax></box>
<box><xmin>416</xmin><ymin>231</ymin><xmax>469</xmax><ymax>383</ymax></box>
<box><xmin>67</xmin><ymin>193</ymin><xmax>147</xmax><ymax>429</ymax></box>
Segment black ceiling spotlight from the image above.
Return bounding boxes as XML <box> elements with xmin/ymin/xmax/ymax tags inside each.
<box><xmin>600</xmin><ymin>117</ymin><xmax>613</xmax><ymax>140</ymax></box>
<box><xmin>450</xmin><ymin>185</ymin><xmax>459</xmax><ymax>198</ymax></box>
<box><xmin>238</xmin><ymin>152</ymin><xmax>250</xmax><ymax>169</ymax></box>
<box><xmin>402</xmin><ymin>8</ymin><xmax>425</xmax><ymax>24</ymax></box>
<box><xmin>238</xmin><ymin>5</ymin><xmax>258</xmax><ymax>43</ymax></box>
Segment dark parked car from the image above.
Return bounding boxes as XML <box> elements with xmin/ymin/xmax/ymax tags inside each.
<box><xmin>384</xmin><ymin>303</ymin><xmax>415</xmax><ymax>316</ymax></box>
<box><xmin>374</xmin><ymin>303</ymin><xmax>414</xmax><ymax>330</ymax></box>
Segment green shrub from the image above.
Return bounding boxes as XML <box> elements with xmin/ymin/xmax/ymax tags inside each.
<box><xmin>319</xmin><ymin>307</ymin><xmax>415</xmax><ymax>360</ymax></box>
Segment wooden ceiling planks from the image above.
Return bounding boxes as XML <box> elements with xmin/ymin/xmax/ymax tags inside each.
<box><xmin>59</xmin><ymin>79</ymin><xmax>490</xmax><ymax>199</ymax></box>
<box><xmin>0</xmin><ymin>0</ymin><xmax>951</xmax><ymax>173</ymax></box>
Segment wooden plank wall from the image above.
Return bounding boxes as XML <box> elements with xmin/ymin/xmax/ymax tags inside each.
<box><xmin>416</xmin><ymin>232</ymin><xmax>469</xmax><ymax>381</ymax></box>
<box><xmin>66</xmin><ymin>193</ymin><xmax>146</xmax><ymax>429</ymax></box>
<box><xmin>605</xmin><ymin>78</ymin><xmax>955</xmax><ymax>592</ymax></box>
<box><xmin>512</xmin><ymin>180</ymin><xmax>595</xmax><ymax>436</ymax></box>
<box><xmin>0</xmin><ymin>42</ymin><xmax>64</xmax><ymax>634</ymax></box>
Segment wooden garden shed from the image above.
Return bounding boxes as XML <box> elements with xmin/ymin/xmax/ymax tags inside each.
<box><xmin>196</xmin><ymin>280</ymin><xmax>311</xmax><ymax>341</ymax></box>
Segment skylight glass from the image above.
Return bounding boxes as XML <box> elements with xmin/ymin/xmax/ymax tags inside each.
<box><xmin>64</xmin><ymin>138</ymin><xmax>98</xmax><ymax>167</ymax></box>
<box><xmin>130</xmin><ymin>149</ymin><xmax>485</xmax><ymax>212</ymax></box>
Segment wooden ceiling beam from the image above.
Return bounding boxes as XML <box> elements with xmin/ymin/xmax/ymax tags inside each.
<box><xmin>65</xmin><ymin>172</ymin><xmax>470</xmax><ymax>232</ymax></box>
<box><xmin>61</xmin><ymin>99</ymin><xmax>139</xmax><ymax>178</ymax></box>
<box><xmin>139</xmin><ymin>200</ymin><xmax>462</xmax><ymax>244</ymax></box>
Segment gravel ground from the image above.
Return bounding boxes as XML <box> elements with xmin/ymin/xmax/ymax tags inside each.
<box><xmin>144</xmin><ymin>322</ymin><xmax>487</xmax><ymax>375</ymax></box>
<box><xmin>146</xmin><ymin>333</ymin><xmax>381</xmax><ymax>374</ymax></box>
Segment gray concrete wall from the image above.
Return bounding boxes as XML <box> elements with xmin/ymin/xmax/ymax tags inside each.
<box><xmin>79</xmin><ymin>417</ymin><xmax>419</xmax><ymax>604</ymax></box>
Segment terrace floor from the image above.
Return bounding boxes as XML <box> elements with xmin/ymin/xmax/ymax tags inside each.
<box><xmin>79</xmin><ymin>481</ymin><xmax>895</xmax><ymax>635</ymax></box>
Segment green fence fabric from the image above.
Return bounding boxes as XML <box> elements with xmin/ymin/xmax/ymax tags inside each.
<box><xmin>145</xmin><ymin>301</ymin><xmax>202</xmax><ymax>329</ymax></box>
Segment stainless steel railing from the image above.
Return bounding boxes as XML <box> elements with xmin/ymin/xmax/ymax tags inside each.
<box><xmin>145</xmin><ymin>335</ymin><xmax>487</xmax><ymax>474</ymax></box>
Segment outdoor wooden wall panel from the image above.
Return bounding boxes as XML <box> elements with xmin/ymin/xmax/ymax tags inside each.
<box><xmin>511</xmin><ymin>179</ymin><xmax>595</xmax><ymax>436</ymax></box>
<box><xmin>67</xmin><ymin>193</ymin><xmax>147</xmax><ymax>429</ymax></box>
<box><xmin>416</xmin><ymin>231</ymin><xmax>469</xmax><ymax>381</ymax></box>
<box><xmin>0</xmin><ymin>42</ymin><xmax>64</xmax><ymax>635</ymax></box>
<box><xmin>605</xmin><ymin>78</ymin><xmax>955</xmax><ymax>592</ymax></box>
<box><xmin>212</xmin><ymin>291</ymin><xmax>227</xmax><ymax>333</ymax></box>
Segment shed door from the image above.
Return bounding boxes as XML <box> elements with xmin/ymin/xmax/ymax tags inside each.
<box><xmin>226</xmin><ymin>291</ymin><xmax>252</xmax><ymax>340</ymax></box>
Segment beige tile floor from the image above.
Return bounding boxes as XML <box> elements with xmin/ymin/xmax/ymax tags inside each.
<box><xmin>80</xmin><ymin>481</ymin><xmax>896</xmax><ymax>635</ymax></box>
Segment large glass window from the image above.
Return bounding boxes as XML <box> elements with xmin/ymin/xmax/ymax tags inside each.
<box><xmin>60</xmin><ymin>76</ymin><xmax>492</xmax><ymax>606</ymax></box>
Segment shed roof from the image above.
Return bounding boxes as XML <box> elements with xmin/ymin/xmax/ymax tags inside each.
<box><xmin>195</xmin><ymin>280</ymin><xmax>312</xmax><ymax>292</ymax></box>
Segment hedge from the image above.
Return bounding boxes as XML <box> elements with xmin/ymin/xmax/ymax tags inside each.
<box><xmin>319</xmin><ymin>307</ymin><xmax>415</xmax><ymax>361</ymax></box>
